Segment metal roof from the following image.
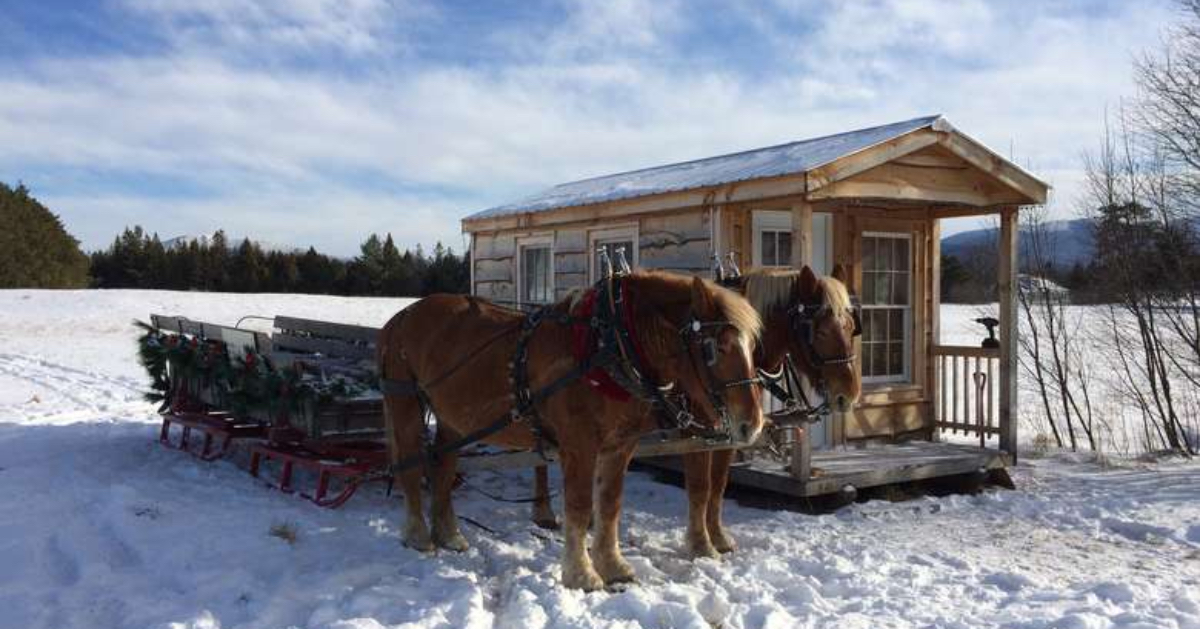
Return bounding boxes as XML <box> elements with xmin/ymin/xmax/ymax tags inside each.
<box><xmin>465</xmin><ymin>115</ymin><xmax>948</xmax><ymax>221</ymax></box>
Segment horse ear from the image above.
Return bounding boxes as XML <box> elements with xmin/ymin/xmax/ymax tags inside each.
<box><xmin>831</xmin><ymin>263</ymin><xmax>848</xmax><ymax>284</ymax></box>
<box><xmin>793</xmin><ymin>265</ymin><xmax>818</xmax><ymax>301</ymax></box>
<box><xmin>691</xmin><ymin>276</ymin><xmax>718</xmax><ymax>318</ymax></box>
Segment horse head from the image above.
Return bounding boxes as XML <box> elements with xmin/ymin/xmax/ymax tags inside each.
<box><xmin>623</xmin><ymin>272</ymin><xmax>765</xmax><ymax>444</ymax></box>
<box><xmin>790</xmin><ymin>264</ymin><xmax>862</xmax><ymax>413</ymax></box>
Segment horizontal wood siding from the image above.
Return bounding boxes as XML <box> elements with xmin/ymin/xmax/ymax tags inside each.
<box><xmin>472</xmin><ymin>233</ymin><xmax>514</xmax><ymax>297</ymax></box>
<box><xmin>555</xmin><ymin>252</ymin><xmax>587</xmax><ymax>274</ymax></box>
<box><xmin>555</xmin><ymin>229</ymin><xmax>587</xmax><ymax>254</ymax></box>
<box><xmin>639</xmin><ymin>210</ymin><xmax>711</xmax><ymax>275</ymax></box>
<box><xmin>475</xmin><ymin>280</ymin><xmax>514</xmax><ymax>301</ymax></box>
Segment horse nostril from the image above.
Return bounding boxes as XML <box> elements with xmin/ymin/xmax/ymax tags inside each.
<box><xmin>739</xmin><ymin>422</ymin><xmax>750</xmax><ymax>440</ymax></box>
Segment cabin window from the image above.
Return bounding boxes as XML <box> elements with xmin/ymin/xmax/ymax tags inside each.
<box><xmin>518</xmin><ymin>240</ymin><xmax>553</xmax><ymax>305</ymax></box>
<box><xmin>752</xmin><ymin>210</ymin><xmax>793</xmax><ymax>268</ymax></box>
<box><xmin>861</xmin><ymin>232</ymin><xmax>912</xmax><ymax>382</ymax></box>
<box><xmin>759</xmin><ymin>231</ymin><xmax>793</xmax><ymax>267</ymax></box>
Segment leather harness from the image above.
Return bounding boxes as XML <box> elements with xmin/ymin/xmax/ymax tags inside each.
<box><xmin>378</xmin><ymin>274</ymin><xmax>754</xmax><ymax>475</ymax></box>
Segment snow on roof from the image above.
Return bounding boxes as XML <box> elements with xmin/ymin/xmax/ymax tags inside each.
<box><xmin>466</xmin><ymin>115</ymin><xmax>948</xmax><ymax>221</ymax></box>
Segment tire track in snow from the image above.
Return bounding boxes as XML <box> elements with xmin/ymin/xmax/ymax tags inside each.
<box><xmin>0</xmin><ymin>352</ymin><xmax>151</xmax><ymax>420</ymax></box>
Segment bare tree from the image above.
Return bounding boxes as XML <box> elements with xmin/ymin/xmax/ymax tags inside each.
<box><xmin>1083</xmin><ymin>109</ymin><xmax>1197</xmax><ymax>455</ymax></box>
<box><xmin>1017</xmin><ymin>206</ymin><xmax>1098</xmax><ymax>450</ymax></box>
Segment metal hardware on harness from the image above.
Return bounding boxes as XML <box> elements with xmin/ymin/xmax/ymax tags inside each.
<box><xmin>613</xmin><ymin>246</ymin><xmax>632</xmax><ymax>276</ymax></box>
<box><xmin>725</xmin><ymin>251</ymin><xmax>741</xmax><ymax>279</ymax></box>
<box><xmin>597</xmin><ymin>247</ymin><xmax>614</xmax><ymax>280</ymax></box>
<box><xmin>757</xmin><ymin>354</ymin><xmax>830</xmax><ymax>427</ymax></box>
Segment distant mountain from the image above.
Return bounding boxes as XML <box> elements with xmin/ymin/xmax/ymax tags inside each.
<box><xmin>162</xmin><ymin>233</ymin><xmax>304</xmax><ymax>254</ymax></box>
<box><xmin>942</xmin><ymin>218</ymin><xmax>1095</xmax><ymax>269</ymax></box>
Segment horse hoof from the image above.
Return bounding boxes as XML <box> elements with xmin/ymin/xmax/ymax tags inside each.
<box><xmin>562</xmin><ymin>567</ymin><xmax>605</xmax><ymax>591</ymax></box>
<box><xmin>689</xmin><ymin>542</ymin><xmax>720</xmax><ymax>560</ymax></box>
<box><xmin>435</xmin><ymin>532</ymin><xmax>470</xmax><ymax>552</ymax></box>
<box><xmin>596</xmin><ymin>557</ymin><xmax>637</xmax><ymax>585</ymax></box>
<box><xmin>712</xmin><ymin>532</ymin><xmax>737</xmax><ymax>554</ymax></box>
<box><xmin>403</xmin><ymin>534</ymin><xmax>435</xmax><ymax>553</ymax></box>
<box><xmin>533</xmin><ymin>516</ymin><xmax>561</xmax><ymax>530</ymax></box>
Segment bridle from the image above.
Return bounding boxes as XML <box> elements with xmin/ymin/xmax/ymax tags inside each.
<box><xmin>677</xmin><ymin>318</ymin><xmax>762</xmax><ymax>437</ymax></box>
<box><xmin>790</xmin><ymin>295</ymin><xmax>863</xmax><ymax>369</ymax></box>
<box><xmin>594</xmin><ymin>273</ymin><xmax>759</xmax><ymax>441</ymax></box>
<box><xmin>753</xmin><ymin>291</ymin><xmax>863</xmax><ymax>425</ymax></box>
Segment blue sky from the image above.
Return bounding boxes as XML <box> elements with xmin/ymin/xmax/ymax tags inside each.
<box><xmin>0</xmin><ymin>0</ymin><xmax>1179</xmax><ymax>256</ymax></box>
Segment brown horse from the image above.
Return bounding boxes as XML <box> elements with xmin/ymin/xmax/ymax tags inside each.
<box><xmin>378</xmin><ymin>271</ymin><xmax>764</xmax><ymax>590</ymax></box>
<box><xmin>682</xmin><ymin>264</ymin><xmax>861</xmax><ymax>556</ymax></box>
<box><xmin>530</xmin><ymin>265</ymin><xmax>862</xmax><ymax>557</ymax></box>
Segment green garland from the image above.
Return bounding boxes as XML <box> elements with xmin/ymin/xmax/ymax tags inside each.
<box><xmin>134</xmin><ymin>321</ymin><xmax>372</xmax><ymax>423</ymax></box>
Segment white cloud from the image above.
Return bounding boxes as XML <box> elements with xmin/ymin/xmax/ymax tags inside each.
<box><xmin>119</xmin><ymin>0</ymin><xmax>423</xmax><ymax>57</ymax></box>
<box><xmin>0</xmin><ymin>0</ymin><xmax>1182</xmax><ymax>253</ymax></box>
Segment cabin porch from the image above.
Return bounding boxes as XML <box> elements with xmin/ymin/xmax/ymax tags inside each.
<box><xmin>685</xmin><ymin>197</ymin><xmax>1023</xmax><ymax>501</ymax></box>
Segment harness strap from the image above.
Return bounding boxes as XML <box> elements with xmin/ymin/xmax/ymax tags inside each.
<box><xmin>387</xmin><ymin>357</ymin><xmax>598</xmax><ymax>475</ymax></box>
<box><xmin>379</xmin><ymin>377</ymin><xmax>420</xmax><ymax>397</ymax></box>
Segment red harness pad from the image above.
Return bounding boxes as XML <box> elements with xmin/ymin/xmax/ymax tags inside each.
<box><xmin>570</xmin><ymin>289</ymin><xmax>633</xmax><ymax>402</ymax></box>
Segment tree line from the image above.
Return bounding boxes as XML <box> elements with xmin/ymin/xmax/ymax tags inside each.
<box><xmin>89</xmin><ymin>226</ymin><xmax>469</xmax><ymax>296</ymax></box>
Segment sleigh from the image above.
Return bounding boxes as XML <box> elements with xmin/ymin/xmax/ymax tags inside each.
<box><xmin>147</xmin><ymin>313</ymin><xmax>390</xmax><ymax>507</ymax></box>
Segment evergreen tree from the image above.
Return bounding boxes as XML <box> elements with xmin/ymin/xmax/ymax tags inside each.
<box><xmin>205</xmin><ymin>230</ymin><xmax>230</xmax><ymax>290</ymax></box>
<box><xmin>228</xmin><ymin>238</ymin><xmax>266</xmax><ymax>292</ymax></box>
<box><xmin>0</xmin><ymin>182</ymin><xmax>90</xmax><ymax>288</ymax></box>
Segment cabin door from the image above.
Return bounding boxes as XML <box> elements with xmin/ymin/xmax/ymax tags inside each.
<box><xmin>751</xmin><ymin>211</ymin><xmax>836</xmax><ymax>447</ymax></box>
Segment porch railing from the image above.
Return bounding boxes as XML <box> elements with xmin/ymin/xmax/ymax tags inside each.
<box><xmin>932</xmin><ymin>345</ymin><xmax>1000</xmax><ymax>445</ymax></box>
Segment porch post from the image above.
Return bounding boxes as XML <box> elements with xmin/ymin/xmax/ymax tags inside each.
<box><xmin>791</xmin><ymin>202</ymin><xmax>813</xmax><ymax>269</ymax></box>
<box><xmin>790</xmin><ymin>201</ymin><xmax>814</xmax><ymax>479</ymax></box>
<box><xmin>927</xmin><ymin>218</ymin><xmax>941</xmax><ymax>442</ymax></box>
<box><xmin>998</xmin><ymin>206</ymin><xmax>1019</xmax><ymax>460</ymax></box>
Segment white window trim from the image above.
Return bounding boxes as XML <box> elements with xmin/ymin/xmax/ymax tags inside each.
<box><xmin>861</xmin><ymin>231</ymin><xmax>913</xmax><ymax>385</ymax></box>
<box><xmin>751</xmin><ymin>210</ymin><xmax>793</xmax><ymax>268</ymax></box>
<box><xmin>516</xmin><ymin>234</ymin><xmax>554</xmax><ymax>306</ymax></box>
<box><xmin>588</xmin><ymin>224</ymin><xmax>639</xmax><ymax>282</ymax></box>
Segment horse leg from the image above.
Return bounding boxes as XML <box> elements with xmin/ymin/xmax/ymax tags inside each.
<box><xmin>683</xmin><ymin>451</ymin><xmax>719</xmax><ymax>558</ymax></box>
<box><xmin>429</xmin><ymin>444</ymin><xmax>469</xmax><ymax>552</ymax></box>
<box><xmin>706</xmin><ymin>448</ymin><xmax>737</xmax><ymax>553</ymax></box>
<box><xmin>384</xmin><ymin>393</ymin><xmax>433</xmax><ymax>552</ymax></box>
<box><xmin>531</xmin><ymin>465</ymin><xmax>559</xmax><ymax>529</ymax></box>
<box><xmin>559</xmin><ymin>449</ymin><xmax>603</xmax><ymax>591</ymax></box>
<box><xmin>592</xmin><ymin>444</ymin><xmax>637</xmax><ymax>584</ymax></box>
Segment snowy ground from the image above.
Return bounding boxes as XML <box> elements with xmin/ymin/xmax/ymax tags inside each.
<box><xmin>1</xmin><ymin>289</ymin><xmax>1199</xmax><ymax>629</ymax></box>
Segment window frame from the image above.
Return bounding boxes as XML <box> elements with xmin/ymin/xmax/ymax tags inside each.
<box><xmin>860</xmin><ymin>231</ymin><xmax>913</xmax><ymax>385</ymax></box>
<box><xmin>588</xmin><ymin>225</ymin><xmax>639</xmax><ymax>282</ymax></box>
<box><xmin>751</xmin><ymin>210</ymin><xmax>793</xmax><ymax>268</ymax></box>
<box><xmin>516</xmin><ymin>234</ymin><xmax>554</xmax><ymax>306</ymax></box>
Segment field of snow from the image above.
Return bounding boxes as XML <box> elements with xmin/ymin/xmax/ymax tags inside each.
<box><xmin>2</xmin><ymin>289</ymin><xmax>1199</xmax><ymax>629</ymax></box>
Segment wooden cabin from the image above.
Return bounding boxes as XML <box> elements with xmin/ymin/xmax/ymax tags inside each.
<box><xmin>461</xmin><ymin>116</ymin><xmax>1048</xmax><ymax>498</ymax></box>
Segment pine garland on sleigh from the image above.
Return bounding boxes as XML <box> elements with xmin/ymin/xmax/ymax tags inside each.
<box><xmin>134</xmin><ymin>321</ymin><xmax>374</xmax><ymax>426</ymax></box>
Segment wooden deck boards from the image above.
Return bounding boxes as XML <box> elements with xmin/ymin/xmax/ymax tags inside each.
<box><xmin>642</xmin><ymin>441</ymin><xmax>1009</xmax><ymax>498</ymax></box>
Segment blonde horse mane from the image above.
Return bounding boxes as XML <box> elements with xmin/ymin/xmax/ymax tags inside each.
<box><xmin>743</xmin><ymin>268</ymin><xmax>853</xmax><ymax>320</ymax></box>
